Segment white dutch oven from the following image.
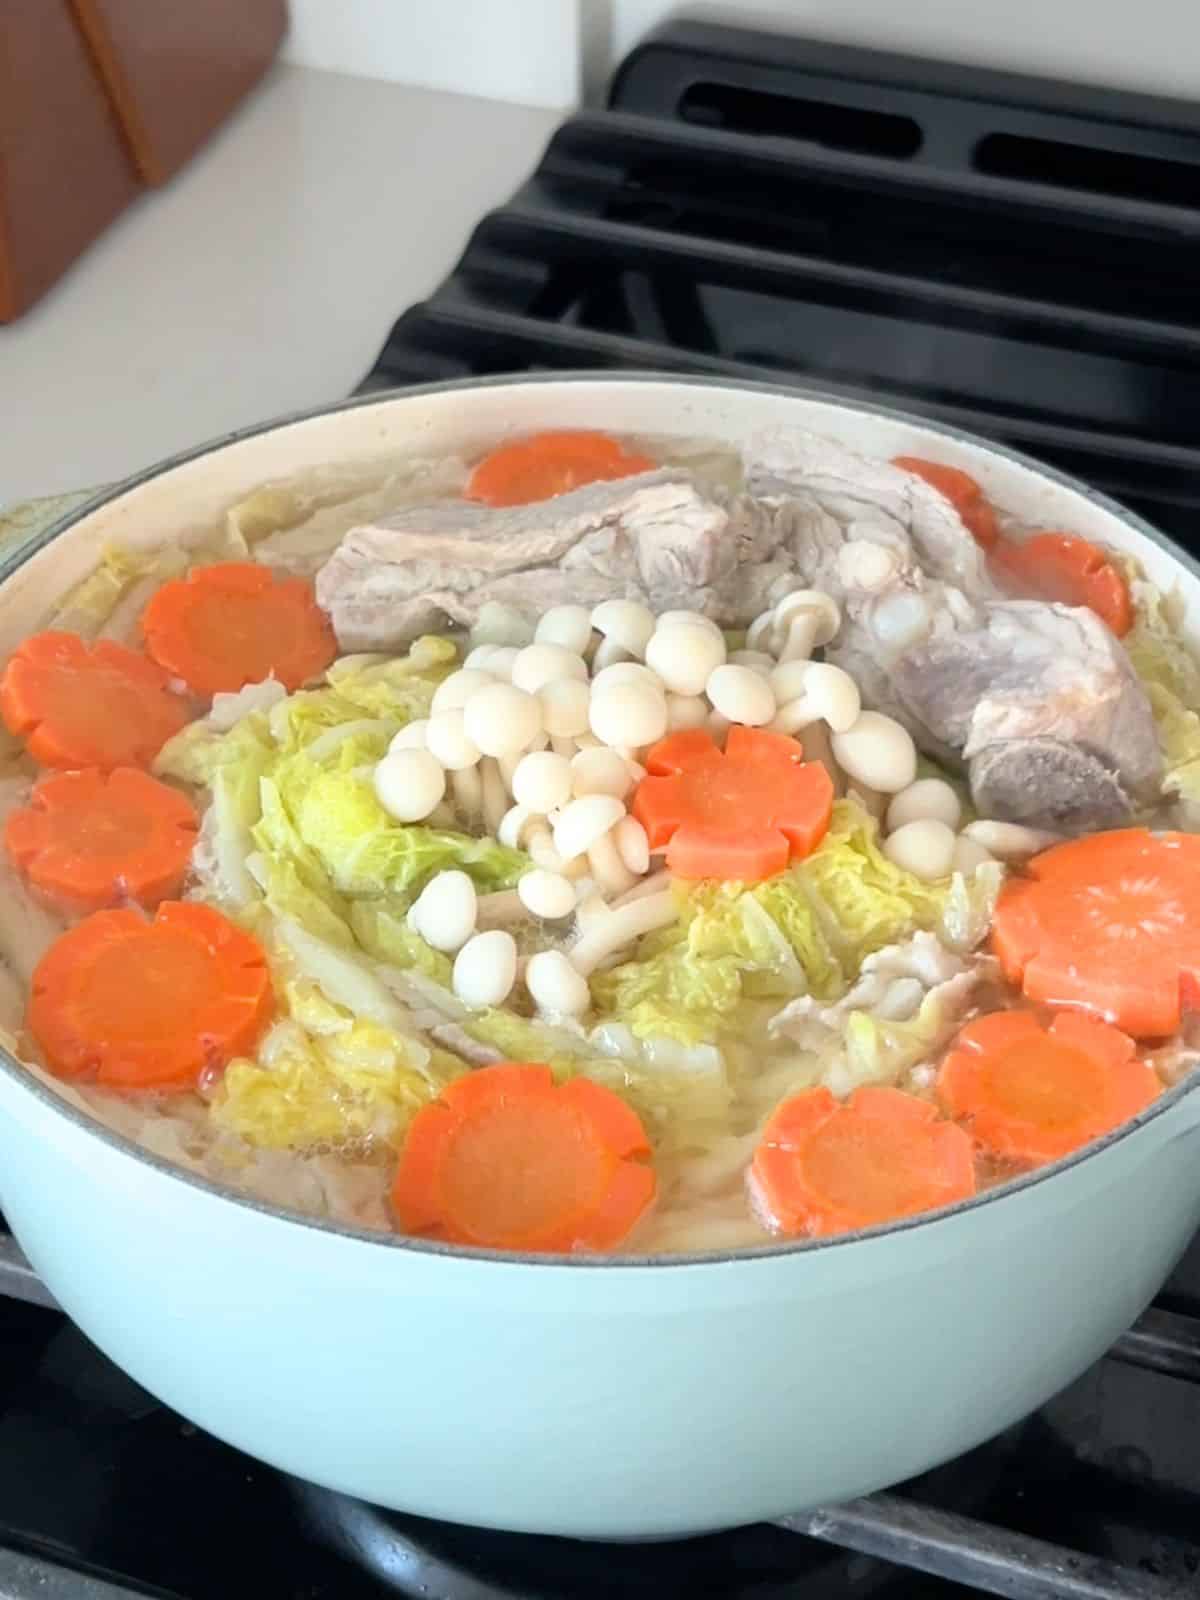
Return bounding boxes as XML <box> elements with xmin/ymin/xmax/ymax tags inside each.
<box><xmin>1</xmin><ymin>376</ymin><xmax>1198</xmax><ymax>1540</ymax></box>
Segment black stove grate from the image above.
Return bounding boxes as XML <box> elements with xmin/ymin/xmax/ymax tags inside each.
<box><xmin>362</xmin><ymin>20</ymin><xmax>1200</xmax><ymax>552</ymax></box>
<box><xmin>3</xmin><ymin>19</ymin><xmax>1200</xmax><ymax>1600</ymax></box>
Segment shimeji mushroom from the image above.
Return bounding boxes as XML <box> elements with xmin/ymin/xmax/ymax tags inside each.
<box><xmin>539</xmin><ymin>678</ymin><xmax>591</xmax><ymax>739</ymax></box>
<box><xmin>389</xmin><ymin>719</ymin><xmax>430</xmax><ymax>752</ymax></box>
<box><xmin>568</xmin><ymin>890</ymin><xmax>678</xmax><ymax>976</ymax></box>
<box><xmin>885</xmin><ymin>778</ymin><xmax>963</xmax><ymax>834</ymax></box>
<box><xmin>452</xmin><ymin>929</ymin><xmax>518</xmax><ymax>1006</ymax></box>
<box><xmin>773</xmin><ymin>590</ymin><xmax>842</xmax><ymax>662</ymax></box>
<box><xmin>475</xmin><ymin>891</ymin><xmax>529</xmax><ymax>929</ymax></box>
<box><xmin>727</xmin><ymin>649</ymin><xmax>775</xmax><ymax>678</ymax></box>
<box><xmin>551</xmin><ymin>794</ymin><xmax>635</xmax><ymax>896</ymax></box>
<box><xmin>613</xmin><ymin>815</ymin><xmax>650</xmax><ymax>876</ymax></box>
<box><xmin>450</xmin><ymin>764</ymin><xmax>483</xmax><ymax>821</ymax></box>
<box><xmin>961</xmin><ymin>820</ymin><xmax>1061</xmax><ymax>860</ymax></box>
<box><xmin>769</xmin><ymin>661</ymin><xmax>860</xmax><ymax>735</ymax></box>
<box><xmin>525</xmin><ymin>949</ymin><xmax>591</xmax><ymax>1017</ymax></box>
<box><xmin>831</xmin><ymin>711</ymin><xmax>918</xmax><ymax>794</ymax></box>
<box><xmin>535</xmin><ymin>604</ymin><xmax>593</xmax><ymax>655</ymax></box>
<box><xmin>952</xmin><ymin>834</ymin><xmax>994</xmax><ymax>876</ymax></box>
<box><xmin>571</xmin><ymin>747</ymin><xmax>635</xmax><ymax>800</ymax></box>
<box><xmin>432</xmin><ymin>669</ymin><xmax>497</xmax><ymax>713</ymax></box>
<box><xmin>511</xmin><ymin>643</ymin><xmax>589</xmax><ymax>694</ymax></box>
<box><xmin>588</xmin><ymin>679</ymin><xmax>668</xmax><ymax>749</ymax></box>
<box><xmin>644</xmin><ymin>620</ymin><xmax>726</xmax><ymax>696</ymax></box>
<box><xmin>468</xmin><ymin>601</ymin><xmax>534</xmax><ymax>649</ymax></box>
<box><xmin>462</xmin><ymin>683</ymin><xmax>544</xmax><ymax>759</ymax></box>
<box><xmin>665</xmin><ymin>693</ymin><xmax>708</xmax><ymax>731</ymax></box>
<box><xmin>883</xmin><ymin>819</ymin><xmax>957</xmax><ymax>882</ymax></box>
<box><xmin>705</xmin><ymin>664</ymin><xmax>776</xmax><ymax>727</ymax></box>
<box><xmin>591</xmin><ymin>662</ymin><xmax>663</xmax><ymax>695</ymax></box>
<box><xmin>374</xmin><ymin>748</ymin><xmax>446</xmax><ymax>823</ymax></box>
<box><xmin>480</xmin><ymin>758</ymin><xmax>509</xmax><ymax>832</ymax></box>
<box><xmin>426</xmin><ymin>708</ymin><xmax>482</xmax><ymax>771</ymax></box>
<box><xmin>464</xmin><ymin>644</ymin><xmax>520</xmax><ymax>679</ymax></box>
<box><xmin>517</xmin><ymin>868</ymin><xmax>578</xmax><ymax>920</ymax></box>
<box><xmin>511</xmin><ymin>750</ymin><xmax>574</xmax><ymax>814</ymax></box>
<box><xmin>408</xmin><ymin>870</ymin><xmax>478</xmax><ymax>952</ymax></box>
<box><xmin>591</xmin><ymin>599</ymin><xmax>656</xmax><ymax>661</ymax></box>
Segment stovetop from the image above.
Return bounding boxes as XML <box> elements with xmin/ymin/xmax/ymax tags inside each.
<box><xmin>4</xmin><ymin>18</ymin><xmax>1200</xmax><ymax>1598</ymax></box>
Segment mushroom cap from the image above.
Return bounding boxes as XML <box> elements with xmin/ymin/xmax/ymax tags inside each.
<box><xmin>462</xmin><ymin>683</ymin><xmax>544</xmax><ymax>758</ymax></box>
<box><xmin>373</xmin><ymin>748</ymin><xmax>446</xmax><ymax>822</ymax></box>
<box><xmin>553</xmin><ymin>794</ymin><xmax>626</xmax><ymax>860</ymax></box>
<box><xmin>432</xmin><ymin>668</ymin><xmax>498</xmax><ymax>712</ymax></box>
<box><xmin>774</xmin><ymin>589</ymin><xmax>841</xmax><ymax>645</ymax></box>
<box><xmin>590</xmin><ymin>599</ymin><xmax>656</xmax><ymax>658</ymax></box>
<box><xmin>535</xmin><ymin>604</ymin><xmax>593</xmax><ymax>655</ymax></box>
<box><xmin>512</xmin><ymin>643</ymin><xmax>589</xmax><ymax>694</ymax></box>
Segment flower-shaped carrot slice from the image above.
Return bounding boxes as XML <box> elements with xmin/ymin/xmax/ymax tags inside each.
<box><xmin>990</xmin><ymin>531</ymin><xmax>1131</xmax><ymax>636</ymax></box>
<box><xmin>464</xmin><ymin>430</ymin><xmax>657</xmax><ymax>506</ymax></box>
<box><xmin>5</xmin><ymin>768</ymin><xmax>198</xmax><ymax>911</ymax></box>
<box><xmin>991</xmin><ymin>828</ymin><xmax>1200</xmax><ymax>1037</ymax></box>
<box><xmin>891</xmin><ymin>456</ymin><xmax>999</xmax><ymax>549</ymax></box>
<box><xmin>632</xmin><ymin>725</ymin><xmax>834</xmax><ymax>883</ymax></box>
<box><xmin>937</xmin><ymin>1010</ymin><xmax>1159</xmax><ymax>1166</ymax></box>
<box><xmin>748</xmin><ymin>1085</ymin><xmax>976</xmax><ymax>1238</ymax></box>
<box><xmin>141</xmin><ymin>562</ymin><xmax>336</xmax><ymax>697</ymax></box>
<box><xmin>392</xmin><ymin>1062</ymin><xmax>656</xmax><ymax>1252</ymax></box>
<box><xmin>0</xmin><ymin>632</ymin><xmax>190</xmax><ymax>771</ymax></box>
<box><xmin>29</xmin><ymin>901</ymin><xmax>272</xmax><ymax>1091</ymax></box>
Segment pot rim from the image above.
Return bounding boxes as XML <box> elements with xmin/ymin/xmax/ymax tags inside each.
<box><xmin>3</xmin><ymin>368</ymin><xmax>1198</xmax><ymax>1270</ymax></box>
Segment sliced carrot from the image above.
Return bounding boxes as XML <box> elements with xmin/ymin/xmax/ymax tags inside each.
<box><xmin>391</xmin><ymin>1062</ymin><xmax>655</xmax><ymax>1252</ymax></box>
<box><xmin>937</xmin><ymin>1010</ymin><xmax>1159</xmax><ymax>1166</ymax></box>
<box><xmin>748</xmin><ymin>1084</ymin><xmax>976</xmax><ymax>1238</ymax></box>
<box><xmin>464</xmin><ymin>430</ymin><xmax>657</xmax><ymax>507</ymax></box>
<box><xmin>141</xmin><ymin>562</ymin><xmax>336</xmax><ymax>697</ymax></box>
<box><xmin>0</xmin><ymin>631</ymin><xmax>190</xmax><ymax>771</ymax></box>
<box><xmin>28</xmin><ymin>901</ymin><xmax>272</xmax><ymax>1091</ymax></box>
<box><xmin>632</xmin><ymin>724</ymin><xmax>833</xmax><ymax>883</ymax></box>
<box><xmin>990</xmin><ymin>531</ymin><xmax>1132</xmax><ymax>636</ymax></box>
<box><xmin>5</xmin><ymin>768</ymin><xmax>199</xmax><ymax>912</ymax></box>
<box><xmin>991</xmin><ymin>828</ymin><xmax>1200</xmax><ymax>1037</ymax></box>
<box><xmin>892</xmin><ymin>455</ymin><xmax>1000</xmax><ymax>549</ymax></box>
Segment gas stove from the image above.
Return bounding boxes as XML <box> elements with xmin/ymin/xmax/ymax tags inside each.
<box><xmin>3</xmin><ymin>19</ymin><xmax>1200</xmax><ymax>1598</ymax></box>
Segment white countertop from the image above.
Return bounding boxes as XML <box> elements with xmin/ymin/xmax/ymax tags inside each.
<box><xmin>0</xmin><ymin>66</ymin><xmax>560</xmax><ymax>506</ymax></box>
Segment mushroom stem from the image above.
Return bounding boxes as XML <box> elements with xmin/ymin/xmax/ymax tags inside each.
<box><xmin>569</xmin><ymin>890</ymin><xmax>678</xmax><ymax>976</ymax></box>
<box><xmin>611</xmin><ymin>868</ymin><xmax>672</xmax><ymax>910</ymax></box>
<box><xmin>791</xmin><ymin>718</ymin><xmax>845</xmax><ymax>796</ymax></box>
<box><xmin>450</xmin><ymin>765</ymin><xmax>482</xmax><ymax>821</ymax></box>
<box><xmin>777</xmin><ymin>613</ymin><xmax>821</xmax><ymax>662</ymax></box>
<box><xmin>480</xmin><ymin>758</ymin><xmax>508</xmax><ymax>833</ymax></box>
<box><xmin>587</xmin><ymin>830</ymin><xmax>638</xmax><ymax>897</ymax></box>
<box><xmin>475</xmin><ymin>890</ymin><xmax>528</xmax><ymax>928</ymax></box>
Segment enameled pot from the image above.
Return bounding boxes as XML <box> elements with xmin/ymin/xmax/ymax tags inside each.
<box><xmin>2</xmin><ymin>375</ymin><xmax>1198</xmax><ymax>1538</ymax></box>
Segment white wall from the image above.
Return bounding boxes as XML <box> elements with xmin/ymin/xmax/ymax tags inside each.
<box><xmin>282</xmin><ymin>0</ymin><xmax>582</xmax><ymax>108</ymax></box>
<box><xmin>282</xmin><ymin>0</ymin><xmax>1200</xmax><ymax>109</ymax></box>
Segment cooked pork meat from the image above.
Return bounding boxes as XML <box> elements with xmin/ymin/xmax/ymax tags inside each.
<box><xmin>745</xmin><ymin>429</ymin><xmax>1162</xmax><ymax>829</ymax></box>
<box><xmin>315</xmin><ymin>430</ymin><xmax>1162</xmax><ymax>829</ymax></box>
<box><xmin>317</xmin><ymin>471</ymin><xmax>737</xmax><ymax>650</ymax></box>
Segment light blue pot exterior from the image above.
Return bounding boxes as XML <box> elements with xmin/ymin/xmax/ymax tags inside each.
<box><xmin>1</xmin><ymin>376</ymin><xmax>1199</xmax><ymax>1539</ymax></box>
